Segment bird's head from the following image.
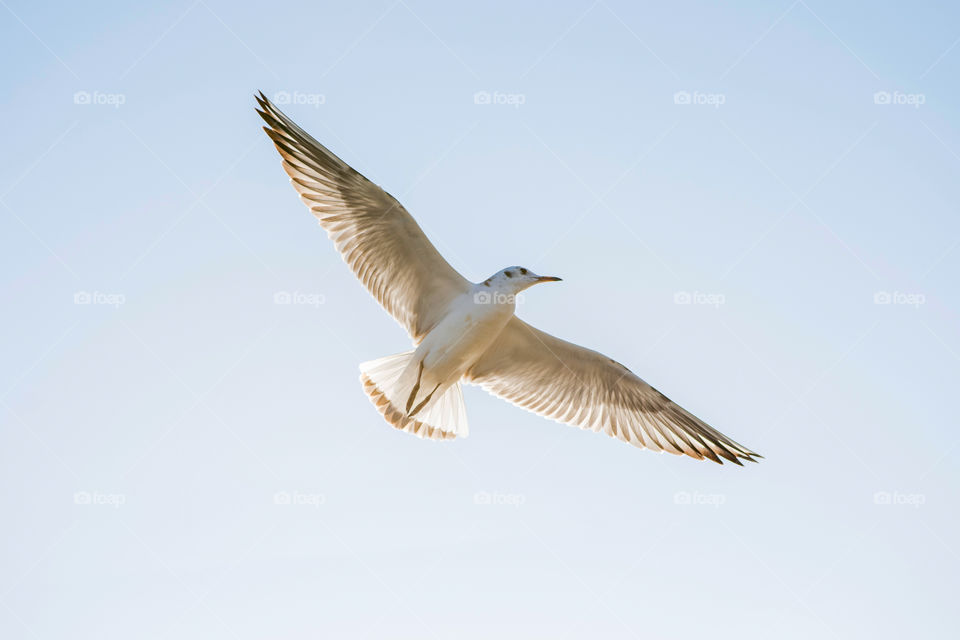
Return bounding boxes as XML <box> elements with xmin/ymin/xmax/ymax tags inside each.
<box><xmin>482</xmin><ymin>266</ymin><xmax>562</xmax><ymax>293</ymax></box>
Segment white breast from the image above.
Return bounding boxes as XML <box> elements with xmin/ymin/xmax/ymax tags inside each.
<box><xmin>415</xmin><ymin>285</ymin><xmax>516</xmax><ymax>382</ymax></box>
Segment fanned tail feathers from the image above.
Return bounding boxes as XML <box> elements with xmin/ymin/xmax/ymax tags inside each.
<box><xmin>359</xmin><ymin>352</ymin><xmax>468</xmax><ymax>441</ymax></box>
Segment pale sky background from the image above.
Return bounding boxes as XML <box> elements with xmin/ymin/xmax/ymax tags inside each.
<box><xmin>2</xmin><ymin>1</ymin><xmax>959</xmax><ymax>638</ymax></box>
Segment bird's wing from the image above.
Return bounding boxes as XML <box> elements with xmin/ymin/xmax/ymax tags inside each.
<box><xmin>466</xmin><ymin>317</ymin><xmax>759</xmax><ymax>464</ymax></box>
<box><xmin>255</xmin><ymin>92</ymin><xmax>471</xmax><ymax>342</ymax></box>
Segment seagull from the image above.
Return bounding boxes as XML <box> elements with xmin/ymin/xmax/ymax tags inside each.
<box><xmin>255</xmin><ymin>91</ymin><xmax>760</xmax><ymax>465</ymax></box>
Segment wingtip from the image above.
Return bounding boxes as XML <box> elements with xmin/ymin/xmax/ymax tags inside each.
<box><xmin>699</xmin><ymin>449</ymin><xmax>759</xmax><ymax>466</ymax></box>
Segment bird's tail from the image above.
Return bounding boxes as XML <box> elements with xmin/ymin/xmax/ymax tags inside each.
<box><xmin>359</xmin><ymin>351</ymin><xmax>468</xmax><ymax>440</ymax></box>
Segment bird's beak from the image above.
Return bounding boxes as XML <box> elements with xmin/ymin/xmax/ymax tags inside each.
<box><xmin>536</xmin><ymin>276</ymin><xmax>562</xmax><ymax>283</ymax></box>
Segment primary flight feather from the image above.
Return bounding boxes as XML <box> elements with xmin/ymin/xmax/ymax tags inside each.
<box><xmin>255</xmin><ymin>91</ymin><xmax>759</xmax><ymax>465</ymax></box>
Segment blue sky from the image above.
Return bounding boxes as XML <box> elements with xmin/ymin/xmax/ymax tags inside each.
<box><xmin>2</xmin><ymin>1</ymin><xmax>959</xmax><ymax>637</ymax></box>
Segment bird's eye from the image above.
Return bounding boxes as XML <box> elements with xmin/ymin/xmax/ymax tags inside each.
<box><xmin>519</xmin><ymin>268</ymin><xmax>527</xmax><ymax>275</ymax></box>
<box><xmin>504</xmin><ymin>271</ymin><xmax>513</xmax><ymax>278</ymax></box>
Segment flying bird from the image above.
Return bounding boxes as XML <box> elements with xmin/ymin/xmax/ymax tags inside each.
<box><xmin>255</xmin><ymin>91</ymin><xmax>759</xmax><ymax>465</ymax></box>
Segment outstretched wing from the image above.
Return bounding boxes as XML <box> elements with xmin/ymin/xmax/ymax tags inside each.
<box><xmin>466</xmin><ymin>317</ymin><xmax>759</xmax><ymax>464</ymax></box>
<box><xmin>256</xmin><ymin>92</ymin><xmax>471</xmax><ymax>342</ymax></box>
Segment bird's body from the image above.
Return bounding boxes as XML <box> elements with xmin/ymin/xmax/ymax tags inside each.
<box><xmin>415</xmin><ymin>281</ymin><xmax>516</xmax><ymax>389</ymax></box>
<box><xmin>256</xmin><ymin>91</ymin><xmax>760</xmax><ymax>465</ymax></box>
<box><xmin>359</xmin><ymin>271</ymin><xmax>536</xmax><ymax>440</ymax></box>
